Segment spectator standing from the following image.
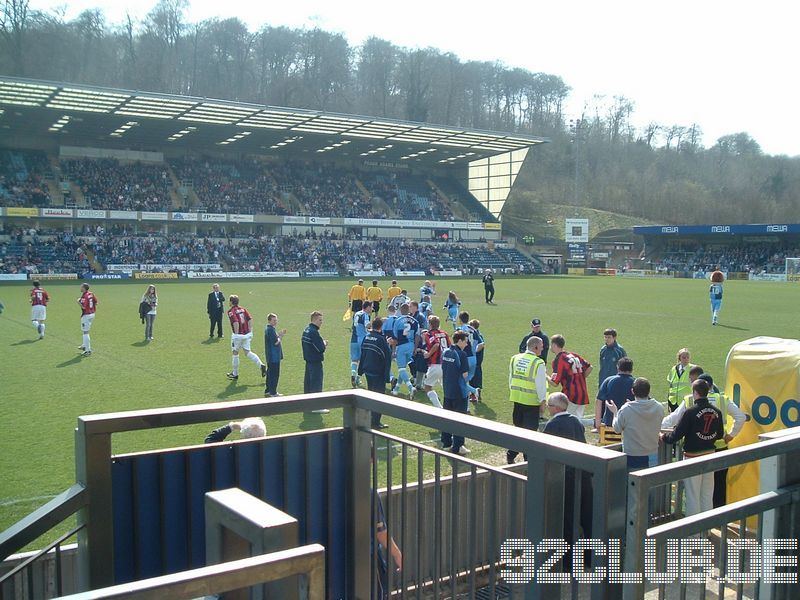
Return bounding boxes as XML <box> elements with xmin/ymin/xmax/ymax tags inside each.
<box><xmin>594</xmin><ymin>357</ymin><xmax>635</xmax><ymax>430</ymax></box>
<box><xmin>506</xmin><ymin>336</ymin><xmax>547</xmax><ymax>464</ymax></box>
<box><xmin>598</xmin><ymin>328</ymin><xmax>626</xmax><ymax>387</ymax></box>
<box><xmin>606</xmin><ymin>377</ymin><xmax>664</xmax><ymax>471</ymax></box>
<box><xmin>207</xmin><ymin>283</ymin><xmax>225</xmax><ymax>338</ymax></box>
<box><xmin>77</xmin><ymin>283</ymin><xmax>98</xmax><ymax>357</ymax></box>
<box><xmin>141</xmin><ymin>284</ymin><xmax>157</xmax><ymax>341</ymax></box>
<box><xmin>301</xmin><ymin>310</ymin><xmax>330</xmax><ymax>415</ymax></box>
<box><xmin>666</xmin><ymin>348</ymin><xmax>696</xmax><ymax>412</ymax></box>
<box><xmin>661</xmin><ymin>372</ymin><xmax>745</xmax><ymax>508</ymax></box>
<box><xmin>264</xmin><ymin>313</ymin><xmax>286</xmax><ymax>397</ymax></box>
<box><xmin>660</xmin><ymin>379</ymin><xmax>724</xmax><ymax>516</ymax></box>
<box><xmin>549</xmin><ymin>335</ymin><xmax>592</xmax><ymax>418</ymax></box>
<box><xmin>518</xmin><ymin>318</ymin><xmax>549</xmax><ymax>363</ymax></box>
<box><xmin>441</xmin><ymin>331</ymin><xmax>471</xmax><ymax>455</ymax></box>
<box><xmin>542</xmin><ymin>392</ymin><xmax>593</xmax><ymax>566</ymax></box>
<box><xmin>225</xmin><ymin>295</ymin><xmax>266</xmax><ymax>381</ymax></box>
<box><xmin>30</xmin><ymin>279</ymin><xmax>49</xmax><ymax>339</ymax></box>
<box><xmin>358</xmin><ymin>317</ymin><xmax>392</xmax><ymax>429</ymax></box>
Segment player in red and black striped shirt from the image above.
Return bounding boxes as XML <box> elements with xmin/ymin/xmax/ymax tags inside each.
<box><xmin>550</xmin><ymin>334</ymin><xmax>593</xmax><ymax>419</ymax></box>
<box><xmin>421</xmin><ymin>315</ymin><xmax>451</xmax><ymax>408</ymax></box>
<box><xmin>225</xmin><ymin>295</ymin><xmax>265</xmax><ymax>381</ymax></box>
<box><xmin>30</xmin><ymin>280</ymin><xmax>49</xmax><ymax>339</ymax></box>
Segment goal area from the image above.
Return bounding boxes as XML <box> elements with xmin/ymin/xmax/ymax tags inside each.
<box><xmin>786</xmin><ymin>258</ymin><xmax>800</xmax><ymax>282</ymax></box>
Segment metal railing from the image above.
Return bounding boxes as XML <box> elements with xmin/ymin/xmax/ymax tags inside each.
<box><xmin>57</xmin><ymin>543</ymin><xmax>326</xmax><ymax>600</ymax></box>
<box><xmin>624</xmin><ymin>429</ymin><xmax>800</xmax><ymax>600</ymax></box>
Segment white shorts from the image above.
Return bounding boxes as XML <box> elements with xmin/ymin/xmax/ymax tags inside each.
<box><xmin>31</xmin><ymin>305</ymin><xmax>46</xmax><ymax>321</ymax></box>
<box><xmin>81</xmin><ymin>314</ymin><xmax>95</xmax><ymax>333</ymax></box>
<box><xmin>423</xmin><ymin>364</ymin><xmax>443</xmax><ymax>387</ymax></box>
<box><xmin>566</xmin><ymin>401</ymin><xmax>585</xmax><ymax>419</ymax></box>
<box><xmin>231</xmin><ymin>332</ymin><xmax>253</xmax><ymax>352</ymax></box>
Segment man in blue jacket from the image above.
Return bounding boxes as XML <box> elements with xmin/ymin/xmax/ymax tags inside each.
<box><xmin>264</xmin><ymin>313</ymin><xmax>286</xmax><ymax>397</ymax></box>
<box><xmin>301</xmin><ymin>310</ymin><xmax>329</xmax><ymax>415</ymax></box>
<box><xmin>359</xmin><ymin>317</ymin><xmax>392</xmax><ymax>429</ymax></box>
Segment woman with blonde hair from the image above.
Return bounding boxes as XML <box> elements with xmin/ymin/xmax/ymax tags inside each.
<box><xmin>141</xmin><ymin>284</ymin><xmax>158</xmax><ymax>341</ymax></box>
<box><xmin>666</xmin><ymin>348</ymin><xmax>695</xmax><ymax>412</ymax></box>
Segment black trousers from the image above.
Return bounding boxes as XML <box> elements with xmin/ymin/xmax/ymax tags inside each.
<box><xmin>372</xmin><ymin>301</ymin><xmax>380</xmax><ymax>314</ymax></box>
<box><xmin>304</xmin><ymin>361</ymin><xmax>323</xmax><ymax>393</ymax></box>
<box><xmin>507</xmin><ymin>403</ymin><xmax>540</xmax><ymax>462</ymax></box>
<box><xmin>441</xmin><ymin>396</ymin><xmax>469</xmax><ymax>450</ymax></box>
<box><xmin>484</xmin><ymin>286</ymin><xmax>494</xmax><ymax>302</ymax></box>
<box><xmin>265</xmin><ymin>361</ymin><xmax>281</xmax><ymax>395</ymax></box>
<box><xmin>713</xmin><ymin>448</ymin><xmax>728</xmax><ymax>508</ymax></box>
<box><xmin>351</xmin><ymin>300</ymin><xmax>363</xmax><ymax>312</ymax></box>
<box><xmin>209</xmin><ymin>311</ymin><xmax>223</xmax><ymax>337</ymax></box>
<box><xmin>365</xmin><ymin>373</ymin><xmax>386</xmax><ymax>427</ymax></box>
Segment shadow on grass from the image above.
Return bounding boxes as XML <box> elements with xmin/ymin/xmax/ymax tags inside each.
<box><xmin>298</xmin><ymin>413</ymin><xmax>326</xmax><ymax>431</ymax></box>
<box><xmin>131</xmin><ymin>340</ymin><xmax>149</xmax><ymax>347</ymax></box>
<box><xmin>472</xmin><ymin>401</ymin><xmax>497</xmax><ymax>420</ymax></box>
<box><xmin>11</xmin><ymin>339</ymin><xmax>37</xmax><ymax>346</ymax></box>
<box><xmin>202</xmin><ymin>337</ymin><xmax>225</xmax><ymax>345</ymax></box>
<box><xmin>216</xmin><ymin>380</ymin><xmax>259</xmax><ymax>399</ymax></box>
<box><xmin>57</xmin><ymin>355</ymin><xmax>84</xmax><ymax>368</ymax></box>
<box><xmin>717</xmin><ymin>324</ymin><xmax>749</xmax><ymax>331</ymax></box>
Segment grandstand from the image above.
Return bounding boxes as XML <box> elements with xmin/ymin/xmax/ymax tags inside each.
<box><xmin>0</xmin><ymin>76</ymin><xmax>549</xmax><ymax>276</ymax></box>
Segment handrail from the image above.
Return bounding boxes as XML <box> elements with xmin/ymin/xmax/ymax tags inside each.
<box><xmin>0</xmin><ymin>483</ymin><xmax>86</xmax><ymax>561</ymax></box>
<box><xmin>56</xmin><ymin>544</ymin><xmax>326</xmax><ymax>600</ymax></box>
<box><xmin>0</xmin><ymin>524</ymin><xmax>84</xmax><ymax>586</ymax></box>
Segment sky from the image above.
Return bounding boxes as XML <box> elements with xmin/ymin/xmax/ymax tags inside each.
<box><xmin>30</xmin><ymin>0</ymin><xmax>800</xmax><ymax>156</ymax></box>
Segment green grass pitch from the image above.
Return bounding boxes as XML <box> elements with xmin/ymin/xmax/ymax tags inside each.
<box><xmin>1</xmin><ymin>275</ymin><xmax>798</xmax><ymax>535</ymax></box>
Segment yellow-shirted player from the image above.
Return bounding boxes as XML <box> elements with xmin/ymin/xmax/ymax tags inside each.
<box><xmin>387</xmin><ymin>280</ymin><xmax>401</xmax><ymax>307</ymax></box>
<box><xmin>348</xmin><ymin>278</ymin><xmax>367</xmax><ymax>312</ymax></box>
<box><xmin>366</xmin><ymin>279</ymin><xmax>384</xmax><ymax>314</ymax></box>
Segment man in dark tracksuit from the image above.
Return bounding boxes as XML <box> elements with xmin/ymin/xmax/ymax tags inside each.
<box><xmin>301</xmin><ymin>311</ymin><xmax>329</xmax><ymax>414</ymax></box>
<box><xmin>358</xmin><ymin>317</ymin><xmax>392</xmax><ymax>429</ymax></box>
<box><xmin>264</xmin><ymin>313</ymin><xmax>285</xmax><ymax>396</ymax></box>
<box><xmin>207</xmin><ymin>283</ymin><xmax>225</xmax><ymax>338</ymax></box>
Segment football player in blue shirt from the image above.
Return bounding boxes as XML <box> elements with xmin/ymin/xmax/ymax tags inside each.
<box><xmin>419</xmin><ymin>280</ymin><xmax>435</xmax><ymax>302</ymax></box>
<box><xmin>457</xmin><ymin>311</ymin><xmax>481</xmax><ymax>402</ymax></box>
<box><xmin>418</xmin><ymin>295</ymin><xmax>432</xmax><ymax>327</ymax></box>
<box><xmin>391</xmin><ymin>303</ymin><xmax>419</xmax><ymax>399</ymax></box>
<box><xmin>709</xmin><ymin>269</ymin><xmax>724</xmax><ymax>325</ymax></box>
<box><xmin>444</xmin><ymin>291</ymin><xmax>461</xmax><ymax>329</ymax></box>
<box><xmin>350</xmin><ymin>301</ymin><xmax>373</xmax><ymax>387</ymax></box>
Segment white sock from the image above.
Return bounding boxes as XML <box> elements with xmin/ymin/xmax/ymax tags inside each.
<box><xmin>246</xmin><ymin>351</ymin><xmax>263</xmax><ymax>366</ymax></box>
<box><xmin>427</xmin><ymin>390</ymin><xmax>442</xmax><ymax>408</ymax></box>
<box><xmin>83</xmin><ymin>333</ymin><xmax>91</xmax><ymax>351</ymax></box>
<box><xmin>40</xmin><ymin>323</ymin><xmax>45</xmax><ymax>336</ymax></box>
<box><xmin>232</xmin><ymin>355</ymin><xmax>240</xmax><ymax>375</ymax></box>
<box><xmin>32</xmin><ymin>320</ymin><xmax>39</xmax><ymax>330</ymax></box>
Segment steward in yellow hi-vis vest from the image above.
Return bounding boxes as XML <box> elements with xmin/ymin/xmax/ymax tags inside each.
<box><xmin>667</xmin><ymin>348</ymin><xmax>695</xmax><ymax>411</ymax></box>
<box><xmin>507</xmin><ymin>336</ymin><xmax>548</xmax><ymax>464</ymax></box>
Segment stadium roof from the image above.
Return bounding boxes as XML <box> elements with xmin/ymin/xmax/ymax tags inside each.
<box><xmin>0</xmin><ymin>77</ymin><xmax>547</xmax><ymax>168</ymax></box>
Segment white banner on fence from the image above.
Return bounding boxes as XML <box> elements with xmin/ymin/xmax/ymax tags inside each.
<box><xmin>187</xmin><ymin>271</ymin><xmax>300</xmax><ymax>279</ymax></box>
<box><xmin>437</xmin><ymin>270</ymin><xmax>463</xmax><ymax>277</ymax></box>
<box><xmin>749</xmin><ymin>273</ymin><xmax>787</xmax><ymax>282</ymax></box>
<box><xmin>141</xmin><ymin>211</ymin><xmax>168</xmax><ymax>221</ymax></box>
<box><xmin>352</xmin><ymin>270</ymin><xmax>386</xmax><ymax>277</ymax></box>
<box><xmin>141</xmin><ymin>263</ymin><xmax>221</xmax><ymax>272</ymax></box>
<box><xmin>394</xmin><ymin>270</ymin><xmax>426</xmax><ymax>277</ymax></box>
<box><xmin>41</xmin><ymin>208</ymin><xmax>74</xmax><ymax>218</ymax></box>
<box><xmin>171</xmin><ymin>212</ymin><xmax>198</xmax><ymax>221</ymax></box>
<box><xmin>76</xmin><ymin>209</ymin><xmax>106</xmax><ymax>219</ymax></box>
<box><xmin>229</xmin><ymin>214</ymin><xmax>254</xmax><ymax>223</ymax></box>
<box><xmin>308</xmin><ymin>216</ymin><xmax>331</xmax><ymax>225</ymax></box>
<box><xmin>106</xmin><ymin>264</ymin><xmax>136</xmax><ymax>273</ymax></box>
<box><xmin>0</xmin><ymin>273</ymin><xmax>28</xmax><ymax>281</ymax></box>
<box><xmin>283</xmin><ymin>216</ymin><xmax>306</xmax><ymax>224</ymax></box>
<box><xmin>109</xmin><ymin>210</ymin><xmax>137</xmax><ymax>220</ymax></box>
<box><xmin>200</xmin><ymin>213</ymin><xmax>227</xmax><ymax>222</ymax></box>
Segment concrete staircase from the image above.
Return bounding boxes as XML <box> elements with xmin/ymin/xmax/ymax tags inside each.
<box><xmin>427</xmin><ymin>179</ymin><xmax>470</xmax><ymax>221</ymax></box>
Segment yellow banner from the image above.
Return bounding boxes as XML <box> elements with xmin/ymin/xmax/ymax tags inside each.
<box><xmin>483</xmin><ymin>223</ymin><xmax>501</xmax><ymax>230</ymax></box>
<box><xmin>6</xmin><ymin>207</ymin><xmax>39</xmax><ymax>217</ymax></box>
<box><xmin>725</xmin><ymin>337</ymin><xmax>800</xmax><ymax>514</ymax></box>
<box><xmin>567</xmin><ymin>268</ymin><xmax>585</xmax><ymax>275</ymax></box>
<box><xmin>134</xmin><ymin>272</ymin><xmax>178</xmax><ymax>280</ymax></box>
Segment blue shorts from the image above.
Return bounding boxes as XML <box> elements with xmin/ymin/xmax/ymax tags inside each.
<box><xmin>466</xmin><ymin>355</ymin><xmax>477</xmax><ymax>380</ymax></box>
<box><xmin>710</xmin><ymin>298</ymin><xmax>722</xmax><ymax>312</ymax></box>
<box><xmin>448</xmin><ymin>306</ymin><xmax>458</xmax><ymax>321</ymax></box>
<box><xmin>350</xmin><ymin>341</ymin><xmax>362</xmax><ymax>362</ymax></box>
<box><xmin>396</xmin><ymin>342</ymin><xmax>414</xmax><ymax>370</ymax></box>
